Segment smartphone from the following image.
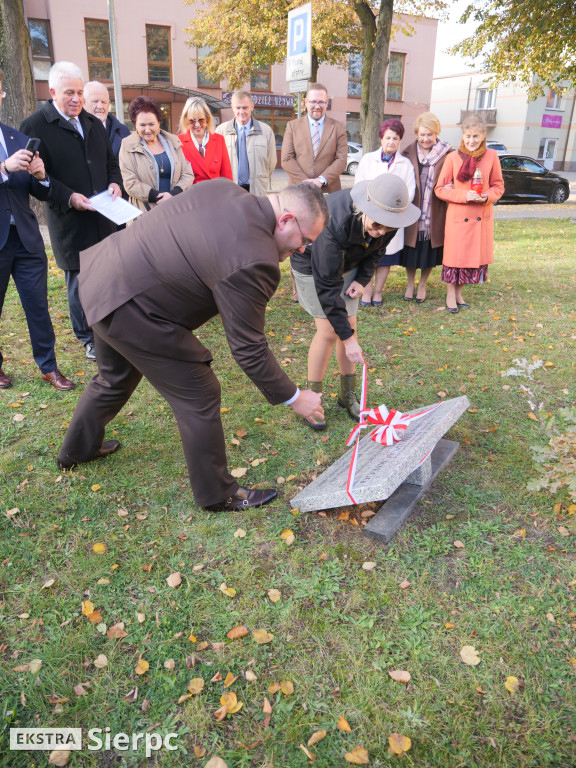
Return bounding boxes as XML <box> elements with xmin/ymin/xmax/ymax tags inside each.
<box><xmin>25</xmin><ymin>137</ymin><xmax>40</xmax><ymax>156</ymax></box>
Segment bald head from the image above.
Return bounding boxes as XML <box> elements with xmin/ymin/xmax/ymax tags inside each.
<box><xmin>84</xmin><ymin>81</ymin><xmax>110</xmax><ymax>123</ymax></box>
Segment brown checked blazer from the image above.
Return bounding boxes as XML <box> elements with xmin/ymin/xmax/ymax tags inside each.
<box><xmin>281</xmin><ymin>115</ymin><xmax>347</xmax><ymax>193</ymax></box>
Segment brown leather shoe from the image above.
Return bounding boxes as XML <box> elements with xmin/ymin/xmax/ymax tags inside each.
<box><xmin>203</xmin><ymin>486</ymin><xmax>278</xmax><ymax>512</ymax></box>
<box><xmin>58</xmin><ymin>439</ymin><xmax>121</xmax><ymax>470</ymax></box>
<box><xmin>0</xmin><ymin>369</ymin><xmax>12</xmax><ymax>388</ymax></box>
<box><xmin>41</xmin><ymin>369</ymin><xmax>76</xmax><ymax>391</ymax></box>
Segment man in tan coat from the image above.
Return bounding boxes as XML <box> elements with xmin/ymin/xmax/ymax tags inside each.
<box><xmin>216</xmin><ymin>91</ymin><xmax>276</xmax><ymax>196</ymax></box>
<box><xmin>281</xmin><ymin>83</ymin><xmax>347</xmax><ymax>194</ymax></box>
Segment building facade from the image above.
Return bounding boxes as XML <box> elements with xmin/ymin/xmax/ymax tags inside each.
<box><xmin>25</xmin><ymin>0</ymin><xmax>438</xmax><ymax>160</ymax></box>
<box><xmin>431</xmin><ymin>71</ymin><xmax>576</xmax><ymax>171</ymax></box>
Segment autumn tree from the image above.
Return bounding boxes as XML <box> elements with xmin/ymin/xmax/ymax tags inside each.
<box><xmin>453</xmin><ymin>0</ymin><xmax>576</xmax><ymax>99</ymax></box>
<box><xmin>185</xmin><ymin>0</ymin><xmax>445</xmax><ymax>150</ymax></box>
<box><xmin>0</xmin><ymin>0</ymin><xmax>36</xmax><ymax>127</ymax></box>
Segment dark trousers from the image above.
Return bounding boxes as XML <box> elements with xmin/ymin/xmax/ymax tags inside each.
<box><xmin>0</xmin><ymin>227</ymin><xmax>57</xmax><ymax>373</ymax></box>
<box><xmin>58</xmin><ymin>299</ymin><xmax>238</xmax><ymax>507</ymax></box>
<box><xmin>64</xmin><ymin>269</ymin><xmax>93</xmax><ymax>347</ymax></box>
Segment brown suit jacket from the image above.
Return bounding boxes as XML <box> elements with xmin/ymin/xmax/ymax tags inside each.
<box><xmin>281</xmin><ymin>115</ymin><xmax>347</xmax><ymax>193</ymax></box>
<box><xmin>402</xmin><ymin>140</ymin><xmax>452</xmax><ymax>249</ymax></box>
<box><xmin>78</xmin><ymin>179</ymin><xmax>296</xmax><ymax>404</ymax></box>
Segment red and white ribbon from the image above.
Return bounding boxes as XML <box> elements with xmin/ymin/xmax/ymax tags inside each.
<box><xmin>345</xmin><ymin>361</ymin><xmax>443</xmax><ymax>504</ymax></box>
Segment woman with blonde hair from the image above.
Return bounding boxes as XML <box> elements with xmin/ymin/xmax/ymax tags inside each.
<box><xmin>435</xmin><ymin>112</ymin><xmax>504</xmax><ymax>312</ymax></box>
<box><xmin>178</xmin><ymin>97</ymin><xmax>232</xmax><ymax>183</ymax></box>
<box><xmin>400</xmin><ymin>112</ymin><xmax>452</xmax><ymax>303</ymax></box>
<box><xmin>119</xmin><ymin>96</ymin><xmax>194</xmax><ymax>217</ymax></box>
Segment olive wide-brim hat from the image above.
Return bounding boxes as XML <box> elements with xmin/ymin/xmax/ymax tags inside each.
<box><xmin>350</xmin><ymin>173</ymin><xmax>421</xmax><ymax>229</ymax></box>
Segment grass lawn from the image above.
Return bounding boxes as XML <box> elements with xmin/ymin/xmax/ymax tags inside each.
<box><xmin>0</xmin><ymin>217</ymin><xmax>575</xmax><ymax>768</ymax></box>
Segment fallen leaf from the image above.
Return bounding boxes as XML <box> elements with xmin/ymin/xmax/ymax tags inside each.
<box><xmin>546</xmin><ymin>612</ymin><xmax>556</xmax><ymax>623</ymax></box>
<box><xmin>166</xmin><ymin>572</ymin><xmax>182</xmax><ymax>588</ymax></box>
<box><xmin>253</xmin><ymin>629</ymin><xmax>273</xmax><ymax>644</ymax></box>
<box><xmin>558</xmin><ymin>526</ymin><xmax>570</xmax><ymax>537</ymax></box>
<box><xmin>280</xmin><ymin>528</ymin><xmax>294</xmax><ymax>539</ymax></box>
<box><xmin>231</xmin><ymin>467</ymin><xmax>248</xmax><ymax>478</ymax></box>
<box><xmin>234</xmin><ymin>528</ymin><xmax>246</xmax><ymax>538</ymax></box>
<box><xmin>224</xmin><ymin>672</ymin><xmax>238</xmax><ymax>687</ymax></box>
<box><xmin>74</xmin><ymin>684</ymin><xmax>87</xmax><ymax>697</ymax></box>
<box><xmin>388</xmin><ymin>669</ymin><xmax>411</xmax><ymax>683</ymax></box>
<box><xmin>93</xmin><ymin>654</ymin><xmax>108</xmax><ymax>669</ymax></box>
<box><xmin>227</xmin><ymin>625</ymin><xmax>248</xmax><ymax>640</ymax></box>
<box><xmin>299</xmin><ymin>744</ymin><xmax>315</xmax><ymax>761</ymax></box>
<box><xmin>513</xmin><ymin>529</ymin><xmax>526</xmax><ymax>538</ymax></box>
<box><xmin>92</xmin><ymin>542</ymin><xmax>106</xmax><ymax>554</ymax></box>
<box><xmin>194</xmin><ymin>746</ymin><xmax>207</xmax><ymax>757</ymax></box>
<box><xmin>96</xmin><ymin>578</ymin><xmax>110</xmax><ymax>585</ymax></box>
<box><xmin>527</xmin><ymin>412</ymin><xmax>539</xmax><ymax>422</ymax></box>
<box><xmin>362</xmin><ymin>562</ymin><xmax>377</xmax><ymax>571</ymax></box>
<box><xmin>307</xmin><ymin>730</ymin><xmax>327</xmax><ymax>747</ymax></box>
<box><xmin>29</xmin><ymin>659</ymin><xmax>43</xmax><ymax>674</ymax></box>
<box><xmin>245</xmin><ymin>669</ymin><xmax>257</xmax><ymax>682</ymax></box>
<box><xmin>13</xmin><ymin>413</ymin><xmax>25</xmax><ymax>422</ymax></box>
<box><xmin>204</xmin><ymin>757</ymin><xmax>228</xmax><ymax>768</ymax></box>
<box><xmin>445</xmin><ymin>622</ymin><xmax>455</xmax><ymax>629</ymax></box>
<box><xmin>220</xmin><ymin>692</ymin><xmax>237</xmax><ymax>708</ymax></box>
<box><xmin>187</xmin><ymin>678</ymin><xmax>205</xmax><ymax>695</ymax></box>
<box><xmin>48</xmin><ymin>751</ymin><xmax>71</xmax><ymax>766</ymax></box>
<box><xmin>124</xmin><ymin>686</ymin><xmax>138</xmax><ymax>703</ymax></box>
<box><xmin>18</xmin><ymin>613</ymin><xmax>30</xmax><ymax>619</ymax></box>
<box><xmin>87</xmin><ymin>610</ymin><xmax>103</xmax><ymax>624</ymax></box>
<box><xmin>268</xmin><ymin>682</ymin><xmax>281</xmax><ymax>694</ymax></box>
<box><xmin>504</xmin><ymin>676</ymin><xmax>520</xmax><ymax>693</ymax></box>
<box><xmin>389</xmin><ymin>733</ymin><xmax>412</xmax><ymax>755</ymax></box>
<box><xmin>267</xmin><ymin>588</ymin><xmax>281</xmax><ymax>603</ymax></box>
<box><xmin>399</xmin><ymin>579</ymin><xmax>411</xmax><ymax>590</ymax></box>
<box><xmin>344</xmin><ymin>745</ymin><xmax>370</xmax><ymax>764</ymax></box>
<box><xmin>177</xmin><ymin>694</ymin><xmax>192</xmax><ymax>704</ymax></box>
<box><xmin>107</xmin><ymin>622</ymin><xmax>128</xmax><ymax>639</ymax></box>
<box><xmin>41</xmin><ymin>578</ymin><xmax>55</xmax><ymax>589</ymax></box>
<box><xmin>337</xmin><ymin>714</ymin><xmax>352</xmax><ymax>732</ymax></box>
<box><xmin>213</xmin><ymin>704</ymin><xmax>228</xmax><ymax>721</ymax></box>
<box><xmin>135</xmin><ymin>659</ymin><xmax>149</xmax><ymax>676</ymax></box>
<box><xmin>219</xmin><ymin>582</ymin><xmax>236</xmax><ymax>597</ymax></box>
<box><xmin>189</xmin><ymin>630</ymin><xmax>197</xmax><ymax>643</ymax></box>
<box><xmin>227</xmin><ymin>700</ymin><xmax>243</xmax><ymax>714</ymax></box>
<box><xmin>82</xmin><ymin>600</ymin><xmax>95</xmax><ymax>616</ymax></box>
<box><xmin>280</xmin><ymin>680</ymin><xmax>295</xmax><ymax>695</ymax></box>
<box><xmin>262</xmin><ymin>696</ymin><xmax>273</xmax><ymax>714</ymax></box>
<box><xmin>137</xmin><ymin>612</ymin><xmax>146</xmax><ymax>623</ymax></box>
<box><xmin>460</xmin><ymin>645</ymin><xmax>481</xmax><ymax>666</ymax></box>
<box><xmin>454</xmin><ymin>540</ymin><xmax>465</xmax><ymax>549</ymax></box>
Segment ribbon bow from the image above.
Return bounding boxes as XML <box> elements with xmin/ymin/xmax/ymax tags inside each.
<box><xmin>345</xmin><ymin>361</ymin><xmax>442</xmax><ymax>504</ymax></box>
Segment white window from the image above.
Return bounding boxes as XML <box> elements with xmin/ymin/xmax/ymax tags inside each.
<box><xmin>476</xmin><ymin>88</ymin><xmax>497</xmax><ymax>109</ymax></box>
<box><xmin>546</xmin><ymin>88</ymin><xmax>562</xmax><ymax>110</ymax></box>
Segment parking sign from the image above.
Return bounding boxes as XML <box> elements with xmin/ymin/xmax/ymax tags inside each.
<box><xmin>287</xmin><ymin>3</ymin><xmax>312</xmax><ymax>81</ymax></box>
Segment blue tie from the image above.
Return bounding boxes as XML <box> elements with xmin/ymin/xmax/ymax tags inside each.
<box><xmin>237</xmin><ymin>125</ymin><xmax>249</xmax><ymax>186</ymax></box>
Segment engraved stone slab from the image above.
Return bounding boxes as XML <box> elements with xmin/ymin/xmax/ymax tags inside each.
<box><xmin>291</xmin><ymin>395</ymin><xmax>469</xmax><ymax>512</ymax></box>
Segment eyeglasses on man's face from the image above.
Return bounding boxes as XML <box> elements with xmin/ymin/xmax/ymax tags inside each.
<box><xmin>284</xmin><ymin>209</ymin><xmax>313</xmax><ymax>247</ymax></box>
<box><xmin>306</xmin><ymin>100</ymin><xmax>327</xmax><ymax>107</ymax></box>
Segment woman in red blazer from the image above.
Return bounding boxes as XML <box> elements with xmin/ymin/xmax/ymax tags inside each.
<box><xmin>178</xmin><ymin>97</ymin><xmax>233</xmax><ymax>184</ymax></box>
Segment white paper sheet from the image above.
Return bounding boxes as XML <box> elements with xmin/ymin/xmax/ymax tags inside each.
<box><xmin>89</xmin><ymin>190</ymin><xmax>143</xmax><ymax>225</ymax></box>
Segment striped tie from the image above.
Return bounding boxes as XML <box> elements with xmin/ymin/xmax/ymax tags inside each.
<box><xmin>311</xmin><ymin>121</ymin><xmax>320</xmax><ymax>157</ymax></box>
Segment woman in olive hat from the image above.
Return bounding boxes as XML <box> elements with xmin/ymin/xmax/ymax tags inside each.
<box><xmin>291</xmin><ymin>174</ymin><xmax>420</xmax><ymax>430</ymax></box>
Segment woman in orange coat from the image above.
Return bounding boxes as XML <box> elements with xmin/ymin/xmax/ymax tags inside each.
<box><xmin>435</xmin><ymin>112</ymin><xmax>504</xmax><ymax>313</ymax></box>
<box><xmin>178</xmin><ymin>96</ymin><xmax>233</xmax><ymax>183</ymax></box>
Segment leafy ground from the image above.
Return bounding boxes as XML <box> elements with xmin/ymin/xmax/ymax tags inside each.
<box><xmin>0</xmin><ymin>217</ymin><xmax>575</xmax><ymax>768</ymax></box>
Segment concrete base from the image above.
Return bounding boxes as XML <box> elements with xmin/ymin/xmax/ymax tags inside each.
<box><xmin>364</xmin><ymin>439</ymin><xmax>459</xmax><ymax>544</ymax></box>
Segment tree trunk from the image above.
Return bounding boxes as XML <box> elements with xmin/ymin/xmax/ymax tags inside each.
<box><xmin>0</xmin><ymin>0</ymin><xmax>37</xmax><ymax>127</ymax></box>
<box><xmin>311</xmin><ymin>49</ymin><xmax>319</xmax><ymax>84</ymax></box>
<box><xmin>354</xmin><ymin>0</ymin><xmax>393</xmax><ymax>153</ymax></box>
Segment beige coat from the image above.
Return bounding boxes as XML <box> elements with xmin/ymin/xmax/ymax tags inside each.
<box><xmin>119</xmin><ymin>130</ymin><xmax>195</xmax><ymax>215</ymax></box>
<box><xmin>216</xmin><ymin>118</ymin><xmax>276</xmax><ymax>196</ymax></box>
<box><xmin>281</xmin><ymin>115</ymin><xmax>347</xmax><ymax>193</ymax></box>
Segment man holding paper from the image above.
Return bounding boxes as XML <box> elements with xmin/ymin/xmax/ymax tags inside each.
<box><xmin>20</xmin><ymin>62</ymin><xmax>122</xmax><ymax>361</ymax></box>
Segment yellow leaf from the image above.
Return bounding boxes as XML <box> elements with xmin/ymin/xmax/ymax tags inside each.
<box><xmin>344</xmin><ymin>745</ymin><xmax>370</xmax><ymax>764</ymax></box>
<box><xmin>82</xmin><ymin>600</ymin><xmax>95</xmax><ymax>616</ymax></box>
<box><xmin>210</xmin><ymin>671</ymin><xmax>222</xmax><ymax>682</ymax></box>
<box><xmin>513</xmin><ymin>529</ymin><xmax>526</xmax><ymax>538</ymax></box>
<box><xmin>444</xmin><ymin>622</ymin><xmax>456</xmax><ymax>629</ymax></box>
<box><xmin>389</xmin><ymin>733</ymin><xmax>412</xmax><ymax>755</ymax></box>
<box><xmin>299</xmin><ymin>744</ymin><xmax>315</xmax><ymax>761</ymax></box>
<box><xmin>388</xmin><ymin>669</ymin><xmax>411</xmax><ymax>683</ymax></box>
<box><xmin>166</xmin><ymin>572</ymin><xmax>182</xmax><ymax>588</ymax></box>
<box><xmin>233</xmin><ymin>528</ymin><xmax>246</xmax><ymax>538</ymax></box>
<box><xmin>268</xmin><ymin>682</ymin><xmax>281</xmax><ymax>694</ymax></box>
<box><xmin>48</xmin><ymin>751</ymin><xmax>72</xmax><ymax>766</ymax></box>
<box><xmin>91</xmin><ymin>484</ymin><xmax>101</xmax><ymax>492</ymax></box>
<box><xmin>245</xmin><ymin>669</ymin><xmax>257</xmax><ymax>682</ymax></box>
<box><xmin>267</xmin><ymin>588</ymin><xmax>281</xmax><ymax>603</ymax></box>
<box><xmin>504</xmin><ymin>675</ymin><xmax>520</xmax><ymax>693</ymax></box>
<box><xmin>460</xmin><ymin>645</ymin><xmax>481</xmax><ymax>666</ymax></box>
<box><xmin>187</xmin><ymin>677</ymin><xmax>205</xmax><ymax>695</ymax></box>
<box><xmin>227</xmin><ymin>700</ymin><xmax>243</xmax><ymax>714</ymax></box>
<box><xmin>307</xmin><ymin>730</ymin><xmax>327</xmax><ymax>747</ymax></box>
<box><xmin>97</xmin><ymin>578</ymin><xmax>110</xmax><ymax>585</ymax></box>
<box><xmin>337</xmin><ymin>714</ymin><xmax>352</xmax><ymax>732</ymax></box>
<box><xmin>194</xmin><ymin>745</ymin><xmax>206</xmax><ymax>757</ymax></box>
<box><xmin>219</xmin><ymin>582</ymin><xmax>236</xmax><ymax>597</ymax></box>
<box><xmin>280</xmin><ymin>529</ymin><xmax>294</xmax><ymax>539</ymax></box>
<box><xmin>253</xmin><ymin>629</ymin><xmax>273</xmax><ymax>644</ymax></box>
<box><xmin>87</xmin><ymin>610</ymin><xmax>103</xmax><ymax>624</ymax></box>
<box><xmin>224</xmin><ymin>672</ymin><xmax>238</xmax><ymax>687</ymax></box>
<box><xmin>231</xmin><ymin>467</ymin><xmax>247</xmax><ymax>478</ymax></box>
<box><xmin>135</xmin><ymin>658</ymin><xmax>149</xmax><ymax>676</ymax></box>
<box><xmin>92</xmin><ymin>543</ymin><xmax>106</xmax><ymax>554</ymax></box>
<box><xmin>280</xmin><ymin>680</ymin><xmax>294</xmax><ymax>695</ymax></box>
<box><xmin>568</xmin><ymin>505</ymin><xmax>576</xmax><ymax>515</ymax></box>
<box><xmin>177</xmin><ymin>694</ymin><xmax>192</xmax><ymax>704</ymax></box>
<box><xmin>220</xmin><ymin>692</ymin><xmax>237</xmax><ymax>708</ymax></box>
<box><xmin>227</xmin><ymin>625</ymin><xmax>249</xmax><ymax>640</ymax></box>
<box><xmin>188</xmin><ymin>630</ymin><xmax>197</xmax><ymax>643</ymax></box>
<box><xmin>29</xmin><ymin>659</ymin><xmax>43</xmax><ymax>674</ymax></box>
<box><xmin>527</xmin><ymin>412</ymin><xmax>539</xmax><ymax>421</ymax></box>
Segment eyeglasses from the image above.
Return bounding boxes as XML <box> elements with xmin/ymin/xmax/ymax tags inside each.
<box><xmin>284</xmin><ymin>209</ymin><xmax>313</xmax><ymax>247</ymax></box>
<box><xmin>306</xmin><ymin>100</ymin><xmax>327</xmax><ymax>107</ymax></box>
<box><xmin>189</xmin><ymin>117</ymin><xmax>206</xmax><ymax>125</ymax></box>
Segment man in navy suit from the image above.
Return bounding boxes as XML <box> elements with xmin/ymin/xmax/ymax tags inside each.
<box><xmin>0</xmin><ymin>70</ymin><xmax>74</xmax><ymax>391</ymax></box>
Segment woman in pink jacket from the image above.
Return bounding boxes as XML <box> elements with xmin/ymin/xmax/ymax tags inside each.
<box><xmin>435</xmin><ymin>112</ymin><xmax>504</xmax><ymax>313</ymax></box>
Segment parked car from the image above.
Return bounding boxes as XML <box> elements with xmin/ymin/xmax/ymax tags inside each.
<box><xmin>486</xmin><ymin>140</ymin><xmax>508</xmax><ymax>154</ymax></box>
<box><xmin>499</xmin><ymin>155</ymin><xmax>570</xmax><ymax>204</ymax></box>
<box><xmin>346</xmin><ymin>142</ymin><xmax>363</xmax><ymax>175</ymax></box>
